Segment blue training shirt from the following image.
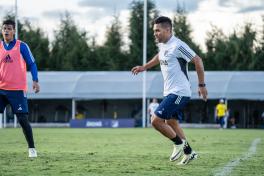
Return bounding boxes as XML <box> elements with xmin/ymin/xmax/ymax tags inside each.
<box><xmin>2</xmin><ymin>39</ymin><xmax>38</xmax><ymax>82</ymax></box>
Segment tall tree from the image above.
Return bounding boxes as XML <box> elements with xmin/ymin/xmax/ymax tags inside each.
<box><xmin>254</xmin><ymin>16</ymin><xmax>264</xmax><ymax>70</ymax></box>
<box><xmin>205</xmin><ymin>26</ymin><xmax>222</xmax><ymax>70</ymax></box>
<box><xmin>172</xmin><ymin>5</ymin><xmax>203</xmax><ymax>61</ymax></box>
<box><xmin>19</xmin><ymin>20</ymin><xmax>50</xmax><ymax>70</ymax></box>
<box><xmin>50</xmin><ymin>12</ymin><xmax>92</xmax><ymax>70</ymax></box>
<box><xmin>234</xmin><ymin>23</ymin><xmax>256</xmax><ymax>70</ymax></box>
<box><xmin>128</xmin><ymin>0</ymin><xmax>158</xmax><ymax>69</ymax></box>
<box><xmin>205</xmin><ymin>23</ymin><xmax>256</xmax><ymax>70</ymax></box>
<box><xmin>99</xmin><ymin>15</ymin><xmax>126</xmax><ymax>70</ymax></box>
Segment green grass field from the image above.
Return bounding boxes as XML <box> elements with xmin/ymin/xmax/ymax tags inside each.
<box><xmin>0</xmin><ymin>128</ymin><xmax>263</xmax><ymax>176</ymax></box>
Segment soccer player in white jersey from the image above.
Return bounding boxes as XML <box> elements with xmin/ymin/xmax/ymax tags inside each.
<box><xmin>131</xmin><ymin>16</ymin><xmax>208</xmax><ymax>165</ymax></box>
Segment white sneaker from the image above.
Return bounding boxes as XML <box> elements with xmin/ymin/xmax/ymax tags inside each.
<box><xmin>177</xmin><ymin>151</ymin><xmax>198</xmax><ymax>165</ymax></box>
<box><xmin>28</xmin><ymin>148</ymin><xmax>37</xmax><ymax>158</ymax></box>
<box><xmin>170</xmin><ymin>143</ymin><xmax>184</xmax><ymax>161</ymax></box>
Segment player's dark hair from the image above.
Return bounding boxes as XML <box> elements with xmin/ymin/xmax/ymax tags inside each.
<box><xmin>153</xmin><ymin>16</ymin><xmax>172</xmax><ymax>30</ymax></box>
<box><xmin>3</xmin><ymin>19</ymin><xmax>15</xmax><ymax>29</ymax></box>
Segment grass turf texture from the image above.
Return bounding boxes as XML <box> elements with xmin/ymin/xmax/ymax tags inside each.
<box><xmin>0</xmin><ymin>128</ymin><xmax>263</xmax><ymax>176</ymax></box>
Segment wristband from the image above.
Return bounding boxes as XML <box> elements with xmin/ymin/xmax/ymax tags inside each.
<box><xmin>198</xmin><ymin>83</ymin><xmax>206</xmax><ymax>87</ymax></box>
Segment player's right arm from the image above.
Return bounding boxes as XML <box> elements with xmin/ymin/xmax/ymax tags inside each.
<box><xmin>131</xmin><ymin>54</ymin><xmax>159</xmax><ymax>75</ymax></box>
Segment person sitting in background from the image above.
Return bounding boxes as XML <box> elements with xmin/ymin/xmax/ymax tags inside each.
<box><xmin>75</xmin><ymin>111</ymin><xmax>85</xmax><ymax>119</ymax></box>
<box><xmin>229</xmin><ymin>116</ymin><xmax>236</xmax><ymax>129</ymax></box>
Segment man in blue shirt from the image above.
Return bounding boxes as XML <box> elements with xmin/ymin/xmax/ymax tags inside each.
<box><xmin>1</xmin><ymin>19</ymin><xmax>40</xmax><ymax>158</ymax></box>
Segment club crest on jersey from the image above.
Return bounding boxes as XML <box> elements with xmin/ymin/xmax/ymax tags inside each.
<box><xmin>164</xmin><ymin>50</ymin><xmax>173</xmax><ymax>57</ymax></box>
<box><xmin>2</xmin><ymin>54</ymin><xmax>13</xmax><ymax>63</ymax></box>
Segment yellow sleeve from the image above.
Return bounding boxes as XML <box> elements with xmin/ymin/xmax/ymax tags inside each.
<box><xmin>216</xmin><ymin>104</ymin><xmax>220</xmax><ymax>111</ymax></box>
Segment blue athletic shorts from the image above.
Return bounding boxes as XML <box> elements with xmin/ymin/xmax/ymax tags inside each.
<box><xmin>154</xmin><ymin>94</ymin><xmax>190</xmax><ymax>120</ymax></box>
<box><xmin>0</xmin><ymin>89</ymin><xmax>28</xmax><ymax>114</ymax></box>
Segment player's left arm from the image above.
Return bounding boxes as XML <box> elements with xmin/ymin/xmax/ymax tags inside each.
<box><xmin>20</xmin><ymin>42</ymin><xmax>40</xmax><ymax>93</ymax></box>
<box><xmin>177</xmin><ymin>42</ymin><xmax>208</xmax><ymax>101</ymax></box>
<box><xmin>191</xmin><ymin>55</ymin><xmax>207</xmax><ymax>101</ymax></box>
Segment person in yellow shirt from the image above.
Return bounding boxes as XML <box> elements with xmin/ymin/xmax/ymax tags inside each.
<box><xmin>215</xmin><ymin>99</ymin><xmax>227</xmax><ymax>128</ymax></box>
<box><xmin>75</xmin><ymin>111</ymin><xmax>85</xmax><ymax>120</ymax></box>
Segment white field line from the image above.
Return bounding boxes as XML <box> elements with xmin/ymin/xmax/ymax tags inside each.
<box><xmin>214</xmin><ymin>138</ymin><xmax>261</xmax><ymax>176</ymax></box>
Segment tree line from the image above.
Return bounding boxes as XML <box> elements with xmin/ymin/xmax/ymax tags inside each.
<box><xmin>1</xmin><ymin>0</ymin><xmax>263</xmax><ymax>71</ymax></box>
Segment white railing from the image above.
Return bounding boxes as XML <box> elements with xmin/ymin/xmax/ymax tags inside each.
<box><xmin>0</xmin><ymin>114</ymin><xmax>2</xmax><ymax>128</ymax></box>
<box><xmin>0</xmin><ymin>109</ymin><xmax>18</xmax><ymax>129</ymax></box>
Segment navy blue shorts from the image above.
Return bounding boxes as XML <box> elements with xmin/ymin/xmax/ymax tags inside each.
<box><xmin>0</xmin><ymin>89</ymin><xmax>28</xmax><ymax>114</ymax></box>
<box><xmin>154</xmin><ymin>94</ymin><xmax>190</xmax><ymax>120</ymax></box>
